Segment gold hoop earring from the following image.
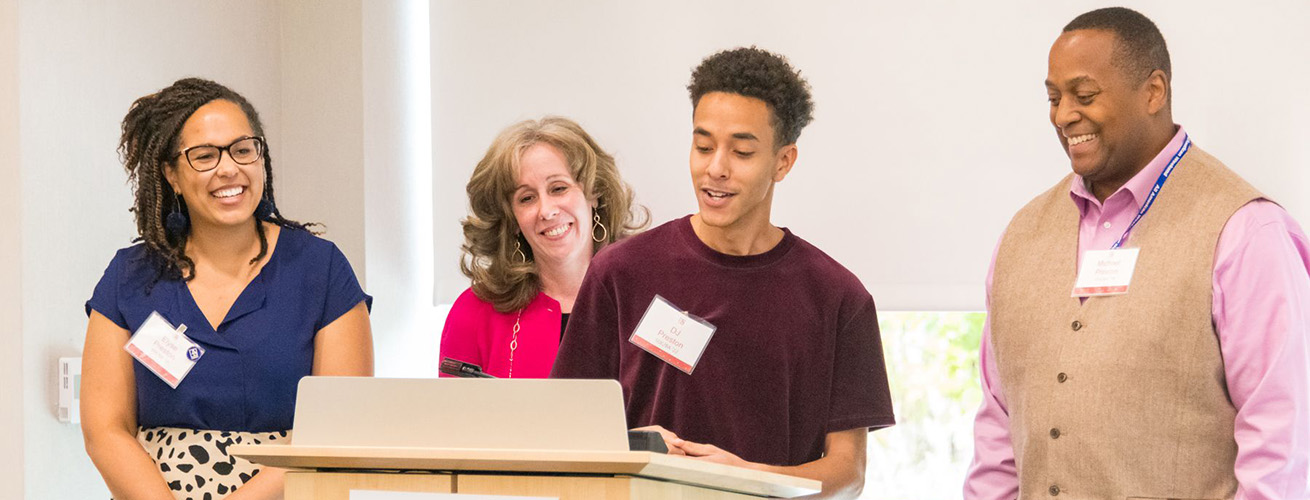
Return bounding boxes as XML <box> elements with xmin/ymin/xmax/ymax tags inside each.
<box><xmin>513</xmin><ymin>239</ymin><xmax>528</xmax><ymax>263</ymax></box>
<box><xmin>591</xmin><ymin>211</ymin><xmax>608</xmax><ymax>243</ymax></box>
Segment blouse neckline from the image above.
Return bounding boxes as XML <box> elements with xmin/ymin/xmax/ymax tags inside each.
<box><xmin>179</xmin><ymin>225</ymin><xmax>286</xmax><ymax>334</ymax></box>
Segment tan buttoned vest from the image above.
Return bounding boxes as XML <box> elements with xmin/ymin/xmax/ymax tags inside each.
<box><xmin>991</xmin><ymin>145</ymin><xmax>1260</xmax><ymax>500</ymax></box>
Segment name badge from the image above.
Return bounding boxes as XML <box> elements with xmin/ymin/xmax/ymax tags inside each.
<box><xmin>628</xmin><ymin>295</ymin><xmax>716</xmax><ymax>374</ymax></box>
<box><xmin>124</xmin><ymin>311</ymin><xmax>205</xmax><ymax>389</ymax></box>
<box><xmin>1071</xmin><ymin>248</ymin><xmax>1141</xmax><ymax>297</ymax></box>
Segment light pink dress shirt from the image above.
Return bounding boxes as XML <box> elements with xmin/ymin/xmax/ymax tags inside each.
<box><xmin>965</xmin><ymin>128</ymin><xmax>1310</xmax><ymax>500</ymax></box>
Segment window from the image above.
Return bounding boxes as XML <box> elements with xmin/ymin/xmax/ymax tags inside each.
<box><xmin>864</xmin><ymin>312</ymin><xmax>984</xmax><ymax>498</ymax></box>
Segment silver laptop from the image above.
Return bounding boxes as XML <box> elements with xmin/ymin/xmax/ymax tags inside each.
<box><xmin>290</xmin><ymin>377</ymin><xmax>629</xmax><ymax>452</ymax></box>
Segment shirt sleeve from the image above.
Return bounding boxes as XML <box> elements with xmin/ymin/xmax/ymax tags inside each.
<box><xmin>1212</xmin><ymin>200</ymin><xmax>1310</xmax><ymax>500</ymax></box>
<box><xmin>550</xmin><ymin>261</ymin><xmax>620</xmax><ymax>380</ymax></box>
<box><xmin>85</xmin><ymin>249</ymin><xmax>128</xmax><ymax>329</ymax></box>
<box><xmin>316</xmin><ymin>241</ymin><xmax>371</xmax><ymax>331</ymax></box>
<box><xmin>438</xmin><ymin>289</ymin><xmax>487</xmax><ymax>377</ymax></box>
<box><xmin>964</xmin><ymin>234</ymin><xmax>1020</xmax><ymax>500</ymax></box>
<box><xmin>826</xmin><ymin>295</ymin><xmax>895</xmax><ymax>432</ymax></box>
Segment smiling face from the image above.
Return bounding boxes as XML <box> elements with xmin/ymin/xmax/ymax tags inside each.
<box><xmin>690</xmin><ymin>92</ymin><xmax>796</xmax><ymax>236</ymax></box>
<box><xmin>1047</xmin><ymin>29</ymin><xmax>1166</xmax><ymax>190</ymax></box>
<box><xmin>511</xmin><ymin>142</ymin><xmax>595</xmax><ymax>268</ymax></box>
<box><xmin>164</xmin><ymin>99</ymin><xmax>264</xmax><ymax>233</ymax></box>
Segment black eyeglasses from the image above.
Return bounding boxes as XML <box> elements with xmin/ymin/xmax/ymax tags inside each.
<box><xmin>177</xmin><ymin>136</ymin><xmax>266</xmax><ymax>172</ymax></box>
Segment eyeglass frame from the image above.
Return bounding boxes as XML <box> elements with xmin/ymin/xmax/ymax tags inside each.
<box><xmin>175</xmin><ymin>136</ymin><xmax>267</xmax><ymax>172</ymax></box>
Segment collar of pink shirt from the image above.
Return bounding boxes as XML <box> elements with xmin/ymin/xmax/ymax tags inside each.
<box><xmin>1067</xmin><ymin>125</ymin><xmax>1188</xmax><ymax>217</ymax></box>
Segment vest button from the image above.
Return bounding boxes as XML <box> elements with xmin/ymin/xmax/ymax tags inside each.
<box><xmin>1071</xmin><ymin>320</ymin><xmax>1083</xmax><ymax>331</ymax></box>
<box><xmin>1049</xmin><ymin>485</ymin><xmax>1060</xmax><ymax>496</ymax></box>
<box><xmin>1050</xmin><ymin>428</ymin><xmax>1061</xmax><ymax>439</ymax></box>
<box><xmin>1057</xmin><ymin>372</ymin><xmax>1068</xmax><ymax>383</ymax></box>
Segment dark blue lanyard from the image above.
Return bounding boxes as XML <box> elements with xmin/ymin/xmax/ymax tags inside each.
<box><xmin>1111</xmin><ymin>134</ymin><xmax>1191</xmax><ymax>249</ymax></box>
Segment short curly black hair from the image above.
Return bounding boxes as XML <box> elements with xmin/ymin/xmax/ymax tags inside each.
<box><xmin>1064</xmin><ymin>7</ymin><xmax>1171</xmax><ymax>84</ymax></box>
<box><xmin>688</xmin><ymin>47</ymin><xmax>814</xmax><ymax>147</ymax></box>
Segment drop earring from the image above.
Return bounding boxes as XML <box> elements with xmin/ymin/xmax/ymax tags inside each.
<box><xmin>591</xmin><ymin>209</ymin><xmax>608</xmax><ymax>243</ymax></box>
<box><xmin>255</xmin><ymin>196</ymin><xmax>275</xmax><ymax>221</ymax></box>
<box><xmin>165</xmin><ymin>192</ymin><xmax>189</xmax><ymax>239</ymax></box>
<box><xmin>513</xmin><ymin>239</ymin><xmax>528</xmax><ymax>263</ymax></box>
<box><xmin>255</xmin><ymin>174</ymin><xmax>275</xmax><ymax>220</ymax></box>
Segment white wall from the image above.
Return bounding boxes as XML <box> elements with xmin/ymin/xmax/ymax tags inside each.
<box><xmin>13</xmin><ymin>1</ymin><xmax>373</xmax><ymax>497</ymax></box>
<box><xmin>363</xmin><ymin>0</ymin><xmax>445</xmax><ymax>377</ymax></box>
<box><xmin>1</xmin><ymin>0</ymin><xmax>25</xmax><ymax>497</ymax></box>
<box><xmin>276</xmin><ymin>0</ymin><xmax>367</xmax><ymax>269</ymax></box>
<box><xmin>429</xmin><ymin>0</ymin><xmax>1310</xmax><ymax>311</ymax></box>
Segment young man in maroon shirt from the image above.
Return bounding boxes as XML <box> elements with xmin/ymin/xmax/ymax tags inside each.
<box><xmin>552</xmin><ymin>47</ymin><xmax>894</xmax><ymax>499</ymax></box>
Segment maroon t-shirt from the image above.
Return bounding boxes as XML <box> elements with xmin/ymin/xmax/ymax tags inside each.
<box><xmin>551</xmin><ymin>216</ymin><xmax>894</xmax><ymax>466</ymax></box>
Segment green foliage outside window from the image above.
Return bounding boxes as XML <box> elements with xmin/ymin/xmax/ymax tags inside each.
<box><xmin>862</xmin><ymin>312</ymin><xmax>985</xmax><ymax>499</ymax></box>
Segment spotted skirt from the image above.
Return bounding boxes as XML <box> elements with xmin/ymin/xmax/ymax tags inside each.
<box><xmin>133</xmin><ymin>426</ymin><xmax>289</xmax><ymax>500</ymax></box>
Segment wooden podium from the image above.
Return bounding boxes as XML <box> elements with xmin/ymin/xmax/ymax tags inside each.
<box><xmin>232</xmin><ymin>444</ymin><xmax>821</xmax><ymax>499</ymax></box>
<box><xmin>243</xmin><ymin>378</ymin><xmax>821</xmax><ymax>499</ymax></box>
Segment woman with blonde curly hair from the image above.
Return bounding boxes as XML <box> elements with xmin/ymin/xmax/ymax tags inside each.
<box><xmin>439</xmin><ymin>117</ymin><xmax>647</xmax><ymax>378</ymax></box>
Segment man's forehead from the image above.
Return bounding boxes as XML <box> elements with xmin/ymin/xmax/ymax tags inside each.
<box><xmin>693</xmin><ymin>93</ymin><xmax>774</xmax><ymax>136</ymax></box>
<box><xmin>1048</xmin><ymin>30</ymin><xmax>1120</xmax><ymax>83</ymax></box>
<box><xmin>694</xmin><ymin>127</ymin><xmax>760</xmax><ymax>142</ymax></box>
<box><xmin>1045</xmin><ymin>75</ymin><xmax>1099</xmax><ymax>89</ymax></box>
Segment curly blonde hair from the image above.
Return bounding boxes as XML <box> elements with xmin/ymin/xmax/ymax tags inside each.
<box><xmin>461</xmin><ymin>117</ymin><xmax>648</xmax><ymax>313</ymax></box>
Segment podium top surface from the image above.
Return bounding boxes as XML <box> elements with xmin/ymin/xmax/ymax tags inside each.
<box><xmin>231</xmin><ymin>444</ymin><xmax>821</xmax><ymax>498</ymax></box>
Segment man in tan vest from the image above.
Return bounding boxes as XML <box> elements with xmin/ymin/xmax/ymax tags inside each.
<box><xmin>964</xmin><ymin>7</ymin><xmax>1310</xmax><ymax>500</ymax></box>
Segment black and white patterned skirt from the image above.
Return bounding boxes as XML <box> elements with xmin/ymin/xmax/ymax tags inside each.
<box><xmin>134</xmin><ymin>426</ymin><xmax>289</xmax><ymax>500</ymax></box>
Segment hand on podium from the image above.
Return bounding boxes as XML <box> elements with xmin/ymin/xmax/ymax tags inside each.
<box><xmin>631</xmin><ymin>425</ymin><xmax>688</xmax><ymax>455</ymax></box>
<box><xmin>633</xmin><ymin>425</ymin><xmax>869</xmax><ymax>499</ymax></box>
<box><xmin>631</xmin><ymin>425</ymin><xmax>749</xmax><ymax>468</ymax></box>
<box><xmin>679</xmin><ymin>441</ymin><xmax>750</xmax><ymax>468</ymax></box>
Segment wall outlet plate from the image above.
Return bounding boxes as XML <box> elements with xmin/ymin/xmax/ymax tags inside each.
<box><xmin>58</xmin><ymin>357</ymin><xmax>81</xmax><ymax>424</ymax></box>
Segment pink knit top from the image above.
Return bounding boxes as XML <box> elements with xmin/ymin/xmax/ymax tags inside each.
<box><xmin>439</xmin><ymin>288</ymin><xmax>562</xmax><ymax>379</ymax></box>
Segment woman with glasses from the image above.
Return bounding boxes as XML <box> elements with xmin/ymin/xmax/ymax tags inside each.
<box><xmin>81</xmin><ymin>78</ymin><xmax>373</xmax><ymax>500</ymax></box>
<box><xmin>439</xmin><ymin>117</ymin><xmax>646</xmax><ymax>378</ymax></box>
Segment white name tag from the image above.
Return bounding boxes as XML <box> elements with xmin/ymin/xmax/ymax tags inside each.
<box><xmin>124</xmin><ymin>311</ymin><xmax>204</xmax><ymax>389</ymax></box>
<box><xmin>1072</xmin><ymin>248</ymin><xmax>1141</xmax><ymax>297</ymax></box>
<box><xmin>628</xmin><ymin>295</ymin><xmax>716</xmax><ymax>374</ymax></box>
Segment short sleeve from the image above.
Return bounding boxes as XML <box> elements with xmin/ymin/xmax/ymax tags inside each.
<box><xmin>317</xmin><ymin>242</ymin><xmax>371</xmax><ymax>331</ymax></box>
<box><xmin>438</xmin><ymin>289</ymin><xmax>488</xmax><ymax>376</ymax></box>
<box><xmin>827</xmin><ymin>295</ymin><xmax>896</xmax><ymax>432</ymax></box>
<box><xmin>85</xmin><ymin>250</ymin><xmax>128</xmax><ymax>329</ymax></box>
<box><xmin>550</xmin><ymin>262</ymin><xmax>621</xmax><ymax>380</ymax></box>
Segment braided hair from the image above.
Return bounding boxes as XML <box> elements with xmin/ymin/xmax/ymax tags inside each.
<box><xmin>118</xmin><ymin>78</ymin><xmax>314</xmax><ymax>289</ymax></box>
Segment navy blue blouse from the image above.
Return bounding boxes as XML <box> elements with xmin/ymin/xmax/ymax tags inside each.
<box><xmin>85</xmin><ymin>228</ymin><xmax>371</xmax><ymax>432</ymax></box>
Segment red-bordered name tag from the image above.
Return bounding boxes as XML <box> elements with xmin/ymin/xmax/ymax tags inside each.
<box><xmin>1072</xmin><ymin>248</ymin><xmax>1140</xmax><ymax>297</ymax></box>
<box><xmin>123</xmin><ymin>311</ymin><xmax>204</xmax><ymax>389</ymax></box>
<box><xmin>628</xmin><ymin>295</ymin><xmax>716</xmax><ymax>375</ymax></box>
